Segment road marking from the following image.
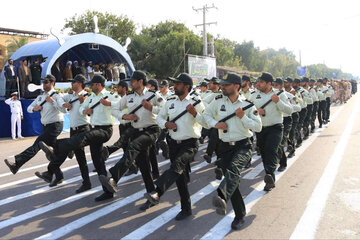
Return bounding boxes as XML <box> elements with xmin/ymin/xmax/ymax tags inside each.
<box><xmin>36</xmin><ymin>160</ymin><xmax>212</xmax><ymax>240</ymax></box>
<box><xmin>0</xmin><ymin>145</ymin><xmax>207</xmax><ymax>190</ymax></box>
<box><xmin>290</xmin><ymin>98</ymin><xmax>360</xmax><ymax>239</ymax></box>
<box><xmin>122</xmin><ymin>180</ymin><xmax>220</xmax><ymax>240</ymax></box>
<box><xmin>242</xmin><ymin>155</ymin><xmax>262</xmax><ymax>179</ymax></box>
<box><xmin>200</xmin><ymin>105</ymin><xmax>344</xmax><ymax>240</ymax></box>
<box><xmin>0</xmin><ymin>160</ymin><xmax>170</xmax><ymax>230</ymax></box>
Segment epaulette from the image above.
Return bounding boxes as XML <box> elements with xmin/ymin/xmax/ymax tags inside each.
<box><xmin>166</xmin><ymin>96</ymin><xmax>177</xmax><ymax>101</ymax></box>
<box><xmin>251</xmin><ymin>91</ymin><xmax>256</xmax><ymax>94</ymax></box>
<box><xmin>127</xmin><ymin>90</ymin><xmax>134</xmax><ymax>95</ymax></box>
<box><xmin>215</xmin><ymin>94</ymin><xmax>223</xmax><ymax>100</ymax></box>
<box><xmin>190</xmin><ymin>91</ymin><xmax>199</xmax><ymax>96</ymax></box>
<box><xmin>148</xmin><ymin>89</ymin><xmax>156</xmax><ymax>93</ymax></box>
<box><xmin>245</xmin><ymin>99</ymin><xmax>253</xmax><ymax>104</ymax></box>
<box><xmin>191</xmin><ymin>96</ymin><xmax>201</xmax><ymax>102</ymax></box>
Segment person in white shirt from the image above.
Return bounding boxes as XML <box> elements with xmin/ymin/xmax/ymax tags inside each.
<box><xmin>5</xmin><ymin>92</ymin><xmax>24</xmax><ymax>140</ymax></box>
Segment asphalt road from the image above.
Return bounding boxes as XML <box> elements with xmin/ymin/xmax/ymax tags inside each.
<box><xmin>0</xmin><ymin>93</ymin><xmax>359</xmax><ymax>239</ymax></box>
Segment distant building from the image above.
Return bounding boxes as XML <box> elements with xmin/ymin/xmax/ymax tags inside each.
<box><xmin>0</xmin><ymin>27</ymin><xmax>48</xmax><ymax>70</ymax></box>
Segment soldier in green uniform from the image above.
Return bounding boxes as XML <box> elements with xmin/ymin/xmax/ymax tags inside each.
<box><xmin>251</xmin><ymin>73</ymin><xmax>292</xmax><ymax>191</ymax></box>
<box><xmin>204</xmin><ymin>73</ymin><xmax>262</xmax><ymax>230</ymax></box>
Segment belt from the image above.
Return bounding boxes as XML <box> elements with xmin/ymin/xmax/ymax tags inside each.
<box><xmin>92</xmin><ymin>125</ymin><xmax>112</xmax><ymax>129</ymax></box>
<box><xmin>43</xmin><ymin>121</ymin><xmax>61</xmax><ymax>127</ymax></box>
<box><xmin>71</xmin><ymin>124</ymin><xmax>89</xmax><ymax>131</ymax></box>
<box><xmin>135</xmin><ymin>125</ymin><xmax>157</xmax><ymax>132</ymax></box>
<box><xmin>169</xmin><ymin>137</ymin><xmax>197</xmax><ymax>144</ymax></box>
<box><xmin>262</xmin><ymin>123</ymin><xmax>282</xmax><ymax>129</ymax></box>
<box><xmin>222</xmin><ymin>138</ymin><xmax>250</xmax><ymax>146</ymax></box>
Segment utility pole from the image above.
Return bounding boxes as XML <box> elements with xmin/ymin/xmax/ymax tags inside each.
<box><xmin>193</xmin><ymin>4</ymin><xmax>217</xmax><ymax>56</ymax></box>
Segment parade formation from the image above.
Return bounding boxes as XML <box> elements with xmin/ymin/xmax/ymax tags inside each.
<box><xmin>3</xmin><ymin>69</ymin><xmax>354</xmax><ymax>233</ymax></box>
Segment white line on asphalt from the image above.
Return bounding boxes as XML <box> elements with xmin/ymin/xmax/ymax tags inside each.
<box><xmin>290</xmin><ymin>98</ymin><xmax>360</xmax><ymax>239</ymax></box>
<box><xmin>200</xmin><ymin>105</ymin><xmax>344</xmax><ymax>240</ymax></box>
<box><xmin>122</xmin><ymin>180</ymin><xmax>220</xmax><ymax>240</ymax></box>
<box><xmin>0</xmin><ymin>159</ymin><xmax>171</xmax><ymax>230</ymax></box>
<box><xmin>35</xmin><ymin>159</ymin><xmax>213</xmax><ymax>240</ymax></box>
<box><xmin>242</xmin><ymin>155</ymin><xmax>262</xmax><ymax>179</ymax></box>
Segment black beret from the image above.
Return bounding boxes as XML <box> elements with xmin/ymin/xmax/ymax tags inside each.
<box><xmin>242</xmin><ymin>75</ymin><xmax>251</xmax><ymax>82</ymax></box>
<box><xmin>69</xmin><ymin>74</ymin><xmax>87</xmax><ymax>84</ymax></box>
<box><xmin>148</xmin><ymin>79</ymin><xmax>159</xmax><ymax>90</ymax></box>
<box><xmin>86</xmin><ymin>74</ymin><xmax>105</xmax><ymax>85</ymax></box>
<box><xmin>258</xmin><ymin>72</ymin><xmax>274</xmax><ymax>83</ymax></box>
<box><xmin>294</xmin><ymin>78</ymin><xmax>301</xmax><ymax>84</ymax></box>
<box><xmin>284</xmin><ymin>77</ymin><xmax>293</xmax><ymax>83</ymax></box>
<box><xmin>159</xmin><ymin>79</ymin><xmax>169</xmax><ymax>87</ymax></box>
<box><xmin>168</xmin><ymin>73</ymin><xmax>193</xmax><ymax>87</ymax></box>
<box><xmin>275</xmin><ymin>77</ymin><xmax>284</xmax><ymax>85</ymax></box>
<box><xmin>310</xmin><ymin>79</ymin><xmax>316</xmax><ymax>83</ymax></box>
<box><xmin>117</xmin><ymin>80</ymin><xmax>129</xmax><ymax>89</ymax></box>
<box><xmin>220</xmin><ymin>73</ymin><xmax>241</xmax><ymax>85</ymax></box>
<box><xmin>131</xmin><ymin>70</ymin><xmax>147</xmax><ymax>81</ymax></box>
<box><xmin>301</xmin><ymin>77</ymin><xmax>309</xmax><ymax>83</ymax></box>
<box><xmin>43</xmin><ymin>74</ymin><xmax>56</xmax><ymax>82</ymax></box>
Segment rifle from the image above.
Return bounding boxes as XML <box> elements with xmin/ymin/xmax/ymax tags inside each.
<box><xmin>128</xmin><ymin>94</ymin><xmax>156</xmax><ymax>122</ymax></box>
<box><xmin>169</xmin><ymin>100</ymin><xmax>202</xmax><ymax>132</ymax></box>
<box><xmin>255</xmin><ymin>90</ymin><xmax>284</xmax><ymax>117</ymax></box>
<box><xmin>87</xmin><ymin>96</ymin><xmax>109</xmax><ymax>116</ymax></box>
<box><xmin>39</xmin><ymin>91</ymin><xmax>57</xmax><ymax>107</ymax></box>
<box><xmin>218</xmin><ymin>102</ymin><xmax>255</xmax><ymax>133</ymax></box>
<box><xmin>69</xmin><ymin>92</ymin><xmax>90</xmax><ymax>104</ymax></box>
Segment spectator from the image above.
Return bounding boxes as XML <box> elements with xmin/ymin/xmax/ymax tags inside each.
<box><xmin>18</xmin><ymin>60</ymin><xmax>32</xmax><ymax>98</ymax></box>
<box><xmin>5</xmin><ymin>92</ymin><xmax>23</xmax><ymax>140</ymax></box>
<box><xmin>63</xmin><ymin>61</ymin><xmax>73</xmax><ymax>81</ymax></box>
<box><xmin>30</xmin><ymin>59</ymin><xmax>41</xmax><ymax>85</ymax></box>
<box><xmin>105</xmin><ymin>63</ymin><xmax>113</xmax><ymax>81</ymax></box>
<box><xmin>80</xmin><ymin>60</ymin><xmax>87</xmax><ymax>77</ymax></box>
<box><xmin>119</xmin><ymin>63</ymin><xmax>127</xmax><ymax>80</ymax></box>
<box><xmin>112</xmin><ymin>63</ymin><xmax>120</xmax><ymax>82</ymax></box>
<box><xmin>87</xmin><ymin>61</ymin><xmax>94</xmax><ymax>80</ymax></box>
<box><xmin>71</xmin><ymin>60</ymin><xmax>82</xmax><ymax>77</ymax></box>
<box><xmin>51</xmin><ymin>60</ymin><xmax>63</xmax><ymax>82</ymax></box>
<box><xmin>4</xmin><ymin>59</ymin><xmax>18</xmax><ymax>98</ymax></box>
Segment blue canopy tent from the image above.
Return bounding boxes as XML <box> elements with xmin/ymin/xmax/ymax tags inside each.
<box><xmin>0</xmin><ymin>33</ymin><xmax>134</xmax><ymax>138</ymax></box>
<box><xmin>0</xmin><ymin>32</ymin><xmax>135</xmax><ymax>96</ymax></box>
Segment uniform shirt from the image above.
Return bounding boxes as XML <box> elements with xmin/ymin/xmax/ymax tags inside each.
<box><xmin>283</xmin><ymin>91</ymin><xmax>301</xmax><ymax>117</ymax></box>
<box><xmin>112</xmin><ymin>87</ymin><xmax>165</xmax><ymax>129</ymax></box>
<box><xmin>159</xmin><ymin>90</ymin><xmax>173</xmax><ymax>99</ymax></box>
<box><xmin>28</xmin><ymin>89</ymin><xmax>66</xmax><ymax>125</ymax></box>
<box><xmin>295</xmin><ymin>89</ymin><xmax>307</xmax><ymax>109</ymax></box>
<box><xmin>326</xmin><ymin>85</ymin><xmax>334</xmax><ymax>98</ymax></box>
<box><xmin>63</xmin><ymin>90</ymin><xmax>90</xmax><ymax>128</ymax></box>
<box><xmin>202</xmin><ymin>91</ymin><xmax>222</xmax><ymax>107</ymax></box>
<box><xmin>300</xmin><ymin>87</ymin><xmax>313</xmax><ymax>105</ymax></box>
<box><xmin>240</xmin><ymin>88</ymin><xmax>255</xmax><ymax>101</ymax></box>
<box><xmin>199</xmin><ymin>90</ymin><xmax>211</xmax><ymax>100</ymax></box>
<box><xmin>204</xmin><ymin>94</ymin><xmax>262</xmax><ymax>142</ymax></box>
<box><xmin>251</xmin><ymin>88</ymin><xmax>292</xmax><ymax>127</ymax></box>
<box><xmin>5</xmin><ymin>98</ymin><xmax>23</xmax><ymax>115</ymax></box>
<box><xmin>317</xmin><ymin>86</ymin><xmax>327</xmax><ymax>101</ymax></box>
<box><xmin>157</xmin><ymin>94</ymin><xmax>206</xmax><ymax>140</ymax></box>
<box><xmin>309</xmin><ymin>87</ymin><xmax>319</xmax><ymax>102</ymax></box>
<box><xmin>79</xmin><ymin>88</ymin><xmax>117</xmax><ymax>126</ymax></box>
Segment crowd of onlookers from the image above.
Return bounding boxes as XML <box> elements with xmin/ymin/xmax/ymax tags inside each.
<box><xmin>328</xmin><ymin>79</ymin><xmax>357</xmax><ymax>104</ymax></box>
<box><xmin>4</xmin><ymin>58</ymin><xmax>128</xmax><ymax>98</ymax></box>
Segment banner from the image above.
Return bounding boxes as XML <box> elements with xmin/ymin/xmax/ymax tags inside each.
<box><xmin>297</xmin><ymin>66</ymin><xmax>306</xmax><ymax>77</ymax></box>
<box><xmin>188</xmin><ymin>55</ymin><xmax>216</xmax><ymax>83</ymax></box>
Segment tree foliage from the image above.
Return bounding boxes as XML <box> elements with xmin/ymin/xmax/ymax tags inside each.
<box><xmin>6</xmin><ymin>37</ymin><xmax>29</xmax><ymax>60</ymax></box>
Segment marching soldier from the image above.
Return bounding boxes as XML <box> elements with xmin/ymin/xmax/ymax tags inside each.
<box><xmin>251</xmin><ymin>72</ymin><xmax>292</xmax><ymax>191</ymax></box>
<box><xmin>204</xmin><ymin>73</ymin><xmax>261</xmax><ymax>230</ymax></box>
<box><xmin>144</xmin><ymin>73</ymin><xmax>206</xmax><ymax>221</ymax></box>
<box><xmin>273</xmin><ymin>78</ymin><xmax>294</xmax><ymax>171</ymax></box>
<box><xmin>293</xmin><ymin>79</ymin><xmax>307</xmax><ymax>148</ymax></box>
<box><xmin>324</xmin><ymin>78</ymin><xmax>334</xmax><ymax>123</ymax></box>
<box><xmin>35</xmin><ymin>74</ymin><xmax>92</xmax><ymax>190</ymax></box>
<box><xmin>99</xmin><ymin>70</ymin><xmax>165</xmax><ymax>210</ymax></box>
<box><xmin>4</xmin><ymin>74</ymin><xmax>65</xmax><ymax>174</ymax></box>
<box><xmin>5</xmin><ymin>91</ymin><xmax>24</xmax><ymax>140</ymax></box>
<box><xmin>317</xmin><ymin>79</ymin><xmax>327</xmax><ymax>128</ymax></box>
<box><xmin>38</xmin><ymin>74</ymin><xmax>117</xmax><ymax>201</ymax></box>
<box><xmin>309</xmin><ymin>79</ymin><xmax>319</xmax><ymax>133</ymax></box>
<box><xmin>300</xmin><ymin>77</ymin><xmax>313</xmax><ymax>140</ymax></box>
<box><xmin>240</xmin><ymin>75</ymin><xmax>255</xmax><ymax>101</ymax></box>
<box><xmin>202</xmin><ymin>77</ymin><xmax>222</xmax><ymax>163</ymax></box>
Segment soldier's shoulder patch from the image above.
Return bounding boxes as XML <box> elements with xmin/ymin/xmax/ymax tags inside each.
<box><xmin>148</xmin><ymin>89</ymin><xmax>156</xmax><ymax>93</ymax></box>
<box><xmin>215</xmin><ymin>94</ymin><xmax>223</xmax><ymax>100</ymax></box>
<box><xmin>115</xmin><ymin>95</ymin><xmax>119</xmax><ymax>98</ymax></box>
<box><xmin>127</xmin><ymin>90</ymin><xmax>134</xmax><ymax>95</ymax></box>
<box><xmin>191</xmin><ymin>96</ymin><xmax>201</xmax><ymax>102</ymax></box>
<box><xmin>256</xmin><ymin>94</ymin><xmax>261</xmax><ymax>99</ymax></box>
<box><xmin>190</xmin><ymin>91</ymin><xmax>199</xmax><ymax>96</ymax></box>
<box><xmin>166</xmin><ymin>96</ymin><xmax>176</xmax><ymax>101</ymax></box>
<box><xmin>251</xmin><ymin>91</ymin><xmax>256</xmax><ymax>94</ymax></box>
<box><xmin>245</xmin><ymin>99</ymin><xmax>253</xmax><ymax>104</ymax></box>
<box><xmin>157</xmin><ymin>97</ymin><xmax>163</xmax><ymax>102</ymax></box>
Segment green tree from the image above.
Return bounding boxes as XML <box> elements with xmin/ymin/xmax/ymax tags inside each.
<box><xmin>6</xmin><ymin>36</ymin><xmax>29</xmax><ymax>59</ymax></box>
<box><xmin>63</xmin><ymin>10</ymin><xmax>136</xmax><ymax>45</ymax></box>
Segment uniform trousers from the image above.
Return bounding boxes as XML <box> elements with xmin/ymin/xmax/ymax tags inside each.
<box><xmin>296</xmin><ymin>108</ymin><xmax>307</xmax><ymax>144</ymax></box>
<box><xmin>206</xmin><ymin>127</ymin><xmax>220</xmax><ymax>156</ymax></box>
<box><xmin>11</xmin><ymin>113</ymin><xmax>22</xmax><ymax>139</ymax></box>
<box><xmin>325</xmin><ymin>97</ymin><xmax>331</xmax><ymax>121</ymax></box>
<box><xmin>109</xmin><ymin>125</ymin><xmax>160</xmax><ymax>193</ymax></box>
<box><xmin>15</xmin><ymin>122</ymin><xmax>63</xmax><ymax>168</ymax></box>
<box><xmin>257</xmin><ymin>124</ymin><xmax>283</xmax><ymax>180</ymax></box>
<box><xmin>216</xmin><ymin>138</ymin><xmax>252</xmax><ymax>218</ymax></box>
<box><xmin>278</xmin><ymin>116</ymin><xmax>292</xmax><ymax>167</ymax></box>
<box><xmin>318</xmin><ymin>100</ymin><xmax>326</xmax><ymax>125</ymax></box>
<box><xmin>48</xmin><ymin>125</ymin><xmax>112</xmax><ymax>192</ymax></box>
<box><xmin>155</xmin><ymin>137</ymin><xmax>198</xmax><ymax>211</ymax></box>
<box><xmin>310</xmin><ymin>101</ymin><xmax>319</xmax><ymax>130</ymax></box>
<box><xmin>288</xmin><ymin>112</ymin><xmax>299</xmax><ymax>152</ymax></box>
<box><xmin>303</xmin><ymin>104</ymin><xmax>313</xmax><ymax>136</ymax></box>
